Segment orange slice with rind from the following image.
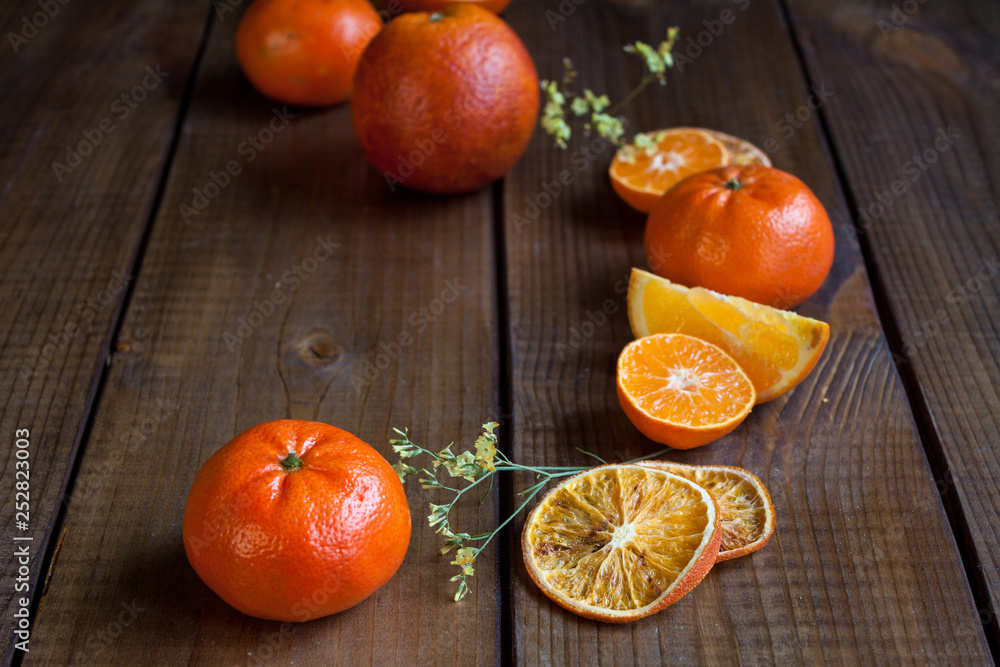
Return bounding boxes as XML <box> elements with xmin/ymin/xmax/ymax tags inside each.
<box><xmin>522</xmin><ymin>464</ymin><xmax>721</xmax><ymax>622</ymax></box>
<box><xmin>628</xmin><ymin>268</ymin><xmax>829</xmax><ymax>403</ymax></box>
<box><xmin>638</xmin><ymin>461</ymin><xmax>775</xmax><ymax>561</ymax></box>
<box><xmin>617</xmin><ymin>333</ymin><xmax>756</xmax><ymax>449</ymax></box>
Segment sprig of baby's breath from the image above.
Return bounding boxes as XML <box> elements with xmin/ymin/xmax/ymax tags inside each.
<box><xmin>392</xmin><ymin>423</ymin><xmax>670</xmax><ymax>602</ymax></box>
<box><xmin>540</xmin><ymin>28</ymin><xmax>679</xmax><ymax>149</ymax></box>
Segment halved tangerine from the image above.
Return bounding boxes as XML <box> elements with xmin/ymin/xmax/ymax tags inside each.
<box><xmin>609</xmin><ymin>128</ymin><xmax>729</xmax><ymax>213</ymax></box>
<box><xmin>617</xmin><ymin>333</ymin><xmax>756</xmax><ymax>449</ymax></box>
<box><xmin>522</xmin><ymin>464</ymin><xmax>721</xmax><ymax>622</ymax></box>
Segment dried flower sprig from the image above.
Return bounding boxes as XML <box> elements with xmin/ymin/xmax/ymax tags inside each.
<box><xmin>540</xmin><ymin>28</ymin><xmax>679</xmax><ymax>149</ymax></box>
<box><xmin>391</xmin><ymin>423</ymin><xmax>670</xmax><ymax>601</ymax></box>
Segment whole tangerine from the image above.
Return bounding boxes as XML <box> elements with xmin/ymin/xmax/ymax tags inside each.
<box><xmin>644</xmin><ymin>165</ymin><xmax>835</xmax><ymax>308</ymax></box>
<box><xmin>182</xmin><ymin>420</ymin><xmax>411</xmax><ymax>622</ymax></box>
<box><xmin>236</xmin><ymin>0</ymin><xmax>382</xmax><ymax>107</ymax></box>
<box><xmin>351</xmin><ymin>4</ymin><xmax>539</xmax><ymax>194</ymax></box>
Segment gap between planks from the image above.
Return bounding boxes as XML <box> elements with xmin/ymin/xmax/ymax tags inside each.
<box><xmin>490</xmin><ymin>179</ymin><xmax>517</xmax><ymax>667</ymax></box>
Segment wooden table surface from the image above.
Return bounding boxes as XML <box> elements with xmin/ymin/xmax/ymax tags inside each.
<box><xmin>2</xmin><ymin>0</ymin><xmax>998</xmax><ymax>664</ymax></box>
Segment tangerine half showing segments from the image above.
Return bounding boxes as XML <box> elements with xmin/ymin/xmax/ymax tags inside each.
<box><xmin>610</xmin><ymin>128</ymin><xmax>730</xmax><ymax>214</ymax></box>
<box><xmin>617</xmin><ymin>333</ymin><xmax>756</xmax><ymax>449</ymax></box>
<box><xmin>522</xmin><ymin>464</ymin><xmax>721</xmax><ymax>622</ymax></box>
<box><xmin>182</xmin><ymin>420</ymin><xmax>411</xmax><ymax>622</ymax></box>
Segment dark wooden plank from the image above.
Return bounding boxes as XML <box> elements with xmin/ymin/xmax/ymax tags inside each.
<box><xmin>24</xmin><ymin>9</ymin><xmax>501</xmax><ymax>666</ymax></box>
<box><xmin>783</xmin><ymin>0</ymin><xmax>1000</xmax><ymax>642</ymax></box>
<box><xmin>503</xmin><ymin>0</ymin><xmax>990</xmax><ymax>663</ymax></box>
<box><xmin>0</xmin><ymin>1</ymin><xmax>207</xmax><ymax>661</ymax></box>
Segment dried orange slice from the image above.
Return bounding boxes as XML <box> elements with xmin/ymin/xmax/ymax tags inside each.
<box><xmin>522</xmin><ymin>464</ymin><xmax>721</xmax><ymax>622</ymax></box>
<box><xmin>638</xmin><ymin>462</ymin><xmax>775</xmax><ymax>561</ymax></box>
<box><xmin>617</xmin><ymin>333</ymin><xmax>755</xmax><ymax>449</ymax></box>
<box><xmin>628</xmin><ymin>268</ymin><xmax>830</xmax><ymax>403</ymax></box>
<box><xmin>702</xmin><ymin>129</ymin><xmax>772</xmax><ymax>167</ymax></box>
<box><xmin>609</xmin><ymin>128</ymin><xmax>729</xmax><ymax>213</ymax></box>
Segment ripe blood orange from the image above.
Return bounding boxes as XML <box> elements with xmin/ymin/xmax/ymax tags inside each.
<box><xmin>182</xmin><ymin>420</ymin><xmax>411</xmax><ymax>622</ymax></box>
<box><xmin>351</xmin><ymin>4</ymin><xmax>539</xmax><ymax>194</ymax></box>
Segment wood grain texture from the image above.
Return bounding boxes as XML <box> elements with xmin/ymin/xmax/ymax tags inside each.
<box><xmin>783</xmin><ymin>0</ymin><xmax>1000</xmax><ymax>639</ymax></box>
<box><xmin>0</xmin><ymin>1</ymin><xmax>207</xmax><ymax>662</ymax></box>
<box><xmin>502</xmin><ymin>0</ymin><xmax>990</xmax><ymax>663</ymax></box>
<box><xmin>25</xmin><ymin>12</ymin><xmax>500</xmax><ymax>667</ymax></box>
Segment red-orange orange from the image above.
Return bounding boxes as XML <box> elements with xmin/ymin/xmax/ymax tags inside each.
<box><xmin>351</xmin><ymin>4</ymin><xmax>539</xmax><ymax>194</ymax></box>
<box><xmin>236</xmin><ymin>0</ymin><xmax>382</xmax><ymax>106</ymax></box>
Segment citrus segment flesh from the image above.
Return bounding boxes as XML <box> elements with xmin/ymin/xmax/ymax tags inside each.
<box><xmin>628</xmin><ymin>268</ymin><xmax>829</xmax><ymax>403</ymax></box>
<box><xmin>522</xmin><ymin>464</ymin><xmax>721</xmax><ymax>622</ymax></box>
<box><xmin>610</xmin><ymin>128</ymin><xmax>729</xmax><ymax>213</ymax></box>
<box><xmin>617</xmin><ymin>333</ymin><xmax>756</xmax><ymax>449</ymax></box>
<box><xmin>639</xmin><ymin>462</ymin><xmax>775</xmax><ymax>561</ymax></box>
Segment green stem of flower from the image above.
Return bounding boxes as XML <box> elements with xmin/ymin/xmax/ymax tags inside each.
<box><xmin>499</xmin><ymin>461</ymin><xmax>587</xmax><ymax>473</ymax></box>
<box><xmin>473</xmin><ymin>483</ymin><xmax>548</xmax><ymax>555</ymax></box>
<box><xmin>608</xmin><ymin>73</ymin><xmax>657</xmax><ymax>117</ymax></box>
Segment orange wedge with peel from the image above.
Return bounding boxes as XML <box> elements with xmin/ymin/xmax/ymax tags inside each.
<box><xmin>638</xmin><ymin>461</ymin><xmax>775</xmax><ymax>561</ymax></box>
<box><xmin>609</xmin><ymin>128</ymin><xmax>729</xmax><ymax>213</ymax></box>
<box><xmin>617</xmin><ymin>333</ymin><xmax>756</xmax><ymax>449</ymax></box>
<box><xmin>628</xmin><ymin>268</ymin><xmax>829</xmax><ymax>403</ymax></box>
<box><xmin>522</xmin><ymin>464</ymin><xmax>721</xmax><ymax>622</ymax></box>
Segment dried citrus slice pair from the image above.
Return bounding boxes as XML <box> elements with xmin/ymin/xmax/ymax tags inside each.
<box><xmin>522</xmin><ymin>462</ymin><xmax>775</xmax><ymax>622</ymax></box>
<box><xmin>609</xmin><ymin>127</ymin><xmax>770</xmax><ymax>213</ymax></box>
